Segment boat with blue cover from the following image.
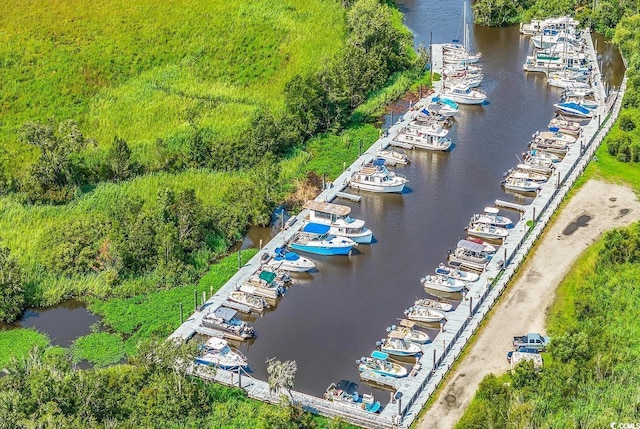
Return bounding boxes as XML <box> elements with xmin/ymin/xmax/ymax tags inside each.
<box><xmin>289</xmin><ymin>223</ymin><xmax>356</xmax><ymax>256</ymax></box>
<box><xmin>426</xmin><ymin>97</ymin><xmax>460</xmax><ymax>117</ymax></box>
<box><xmin>265</xmin><ymin>247</ymin><xmax>316</xmax><ymax>272</ymax></box>
<box><xmin>304</xmin><ymin>200</ymin><xmax>373</xmax><ymax>244</ymax></box>
<box><xmin>553</xmin><ymin>101</ymin><xmax>594</xmax><ymax>119</ymax></box>
<box><xmin>357</xmin><ymin>350</ymin><xmax>408</xmax><ymax>378</ymax></box>
<box><xmin>324</xmin><ymin>380</ymin><xmax>382</xmax><ymax>413</ymax></box>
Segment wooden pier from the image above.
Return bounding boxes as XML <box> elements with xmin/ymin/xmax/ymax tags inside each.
<box><xmin>495</xmin><ymin>199</ymin><xmax>529</xmax><ymax>212</ymax></box>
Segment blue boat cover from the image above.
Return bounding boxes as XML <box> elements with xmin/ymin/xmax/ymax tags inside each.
<box><xmin>372</xmin><ymin>158</ymin><xmax>386</xmax><ymax>167</ymax></box>
<box><xmin>559</xmin><ymin>102</ymin><xmax>590</xmax><ymax>115</ymax></box>
<box><xmin>214</xmin><ymin>307</ymin><xmax>237</xmax><ymax>321</ymax></box>
<box><xmin>451</xmin><ymin>39</ymin><xmax>460</xmax><ymax>43</ymax></box>
<box><xmin>421</xmin><ymin>108</ymin><xmax>431</xmax><ymax>115</ymax></box>
<box><xmin>302</xmin><ymin>223</ymin><xmax>331</xmax><ymax>234</ymax></box>
<box><xmin>371</xmin><ymin>350</ymin><xmax>389</xmax><ymax>360</ymax></box>
<box><xmin>431</xmin><ymin>97</ymin><xmax>440</xmax><ymax>102</ymax></box>
<box><xmin>548</xmin><ymin>126</ymin><xmax>560</xmax><ymax>132</ymax></box>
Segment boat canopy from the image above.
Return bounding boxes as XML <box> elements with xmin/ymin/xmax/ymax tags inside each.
<box><xmin>302</xmin><ymin>222</ymin><xmax>331</xmax><ymax>235</ymax></box>
<box><xmin>484</xmin><ymin>207</ymin><xmax>500</xmax><ymax>214</ymax></box>
<box><xmin>371</xmin><ymin>158</ymin><xmax>386</xmax><ymax>167</ymax></box>
<box><xmin>258</xmin><ymin>270</ymin><xmax>277</xmax><ymax>283</ymax></box>
<box><xmin>335</xmin><ymin>379</ymin><xmax>359</xmax><ymax>395</ymax></box>
<box><xmin>205</xmin><ymin>337</ymin><xmax>227</xmax><ymax>350</ymax></box>
<box><xmin>456</xmin><ymin>239</ymin><xmax>486</xmax><ymax>253</ymax></box>
<box><xmin>371</xmin><ymin>350</ymin><xmax>389</xmax><ymax>360</ymax></box>
<box><xmin>304</xmin><ymin>200</ymin><xmax>351</xmax><ymax>217</ymax></box>
<box><xmin>214</xmin><ymin>306</ymin><xmax>237</xmax><ymax>321</ymax></box>
<box><xmin>388</xmin><ymin>331</ymin><xmax>406</xmax><ymax>339</ymax></box>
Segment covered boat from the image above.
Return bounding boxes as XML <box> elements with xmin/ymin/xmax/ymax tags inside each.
<box><xmin>349</xmin><ymin>158</ymin><xmax>408</xmax><ymax>193</ymax></box>
<box><xmin>304</xmin><ymin>200</ymin><xmax>372</xmax><ymax>244</ymax></box>
<box><xmin>227</xmin><ymin>290</ymin><xmax>269</xmax><ymax>313</ymax></box>
<box><xmin>426</xmin><ymin>97</ymin><xmax>459</xmax><ymax>117</ymax></box>
<box><xmin>324</xmin><ymin>380</ymin><xmax>381</xmax><ymax>413</ymax></box>
<box><xmin>548</xmin><ymin>115</ymin><xmax>582</xmax><ymax>136</ymax></box>
<box><xmin>414</xmin><ymin>298</ymin><xmax>453</xmax><ymax>312</ymax></box>
<box><xmin>201</xmin><ymin>307</ymin><xmax>256</xmax><ymax>340</ymax></box>
<box><xmin>447</xmin><ymin>239</ymin><xmax>491</xmax><ymax>272</ymax></box>
<box><xmin>553</xmin><ymin>101</ymin><xmax>594</xmax><ymax>119</ymax></box>
<box><xmin>467</xmin><ymin>221</ymin><xmax>509</xmax><ymax>240</ymax></box>
<box><xmin>375</xmin><ymin>148</ymin><xmax>410</xmax><ymax>165</ymax></box>
<box><xmin>386</xmin><ymin>319</ymin><xmax>430</xmax><ymax>344</ymax></box>
<box><xmin>265</xmin><ymin>247</ymin><xmax>316</xmax><ymax>272</ymax></box>
<box><xmin>357</xmin><ymin>351</ymin><xmax>408</xmax><ymax>378</ymax></box>
<box><xmin>464</xmin><ymin>237</ymin><xmax>498</xmax><ymax>254</ymax></box>
<box><xmin>195</xmin><ymin>337</ymin><xmax>248</xmax><ymax>370</ymax></box>
<box><xmin>532</xmin><ymin>129</ymin><xmax>577</xmax><ymax>144</ymax></box>
<box><xmin>379</xmin><ymin>331</ymin><xmax>423</xmax><ymax>356</ymax></box>
<box><xmin>502</xmin><ymin>177</ymin><xmax>541</xmax><ymax>193</ymax></box>
<box><xmin>471</xmin><ymin>207</ymin><xmax>512</xmax><ymax>227</ymax></box>
<box><xmin>289</xmin><ymin>223</ymin><xmax>356</xmax><ymax>256</ymax></box>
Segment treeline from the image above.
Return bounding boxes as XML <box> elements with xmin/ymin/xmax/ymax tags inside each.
<box><xmin>0</xmin><ymin>342</ymin><xmax>344</xmax><ymax>428</ymax></box>
<box><xmin>457</xmin><ymin>224</ymin><xmax>640</xmax><ymax>428</ymax></box>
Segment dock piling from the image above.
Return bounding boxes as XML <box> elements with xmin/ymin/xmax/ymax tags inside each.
<box><xmin>237</xmin><ymin>250</ymin><xmax>241</xmax><ymax>269</ymax></box>
<box><xmin>194</xmin><ymin>289</ymin><xmax>197</xmax><ymax>311</ymax></box>
<box><xmin>179</xmin><ymin>302</ymin><xmax>183</xmax><ymax>323</ymax></box>
<box><xmin>202</xmin><ymin>291</ymin><xmax>206</xmax><ymax>307</ymax></box>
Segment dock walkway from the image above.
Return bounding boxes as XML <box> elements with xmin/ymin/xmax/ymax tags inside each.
<box><xmin>169</xmin><ymin>33</ymin><xmax>625</xmax><ymax>429</ymax></box>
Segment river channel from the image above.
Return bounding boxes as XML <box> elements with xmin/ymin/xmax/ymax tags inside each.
<box><xmin>234</xmin><ymin>0</ymin><xmax>625</xmax><ymax>398</ymax></box>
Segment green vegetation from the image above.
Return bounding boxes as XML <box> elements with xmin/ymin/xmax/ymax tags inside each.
<box><xmin>72</xmin><ymin>332</ymin><xmax>125</xmax><ymax>368</ymax></box>
<box><xmin>0</xmin><ymin>328</ymin><xmax>49</xmax><ymax>368</ymax></box>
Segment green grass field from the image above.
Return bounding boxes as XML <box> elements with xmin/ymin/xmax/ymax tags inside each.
<box><xmin>0</xmin><ymin>0</ymin><xmax>346</xmax><ymax>172</ymax></box>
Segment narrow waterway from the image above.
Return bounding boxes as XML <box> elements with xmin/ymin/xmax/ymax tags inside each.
<box><xmin>236</xmin><ymin>0</ymin><xmax>624</xmax><ymax>398</ymax></box>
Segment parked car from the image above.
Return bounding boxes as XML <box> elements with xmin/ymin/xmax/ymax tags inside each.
<box><xmin>512</xmin><ymin>333</ymin><xmax>550</xmax><ymax>351</ymax></box>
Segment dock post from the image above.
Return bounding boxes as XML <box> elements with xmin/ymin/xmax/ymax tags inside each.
<box><xmin>179</xmin><ymin>302</ymin><xmax>183</xmax><ymax>323</ymax></box>
<box><xmin>238</xmin><ymin>367</ymin><xmax>242</xmax><ymax>388</ymax></box>
<box><xmin>202</xmin><ymin>291</ymin><xmax>206</xmax><ymax>306</ymax></box>
<box><xmin>281</xmin><ymin>209</ymin><xmax>285</xmax><ymax>230</ymax></box>
<box><xmin>194</xmin><ymin>289</ymin><xmax>198</xmax><ymax>311</ymax></box>
<box><xmin>391</xmin><ymin>111</ymin><xmax>394</xmax><ymax>125</ymax></box>
<box><xmin>322</xmin><ymin>174</ymin><xmax>325</xmax><ymax>190</ymax></box>
<box><xmin>358</xmin><ymin>140</ymin><xmax>362</xmax><ymax>156</ymax></box>
<box><xmin>259</xmin><ymin>239</ymin><xmax>262</xmax><ymax>250</ymax></box>
<box><xmin>533</xmin><ymin>207</ymin><xmax>536</xmax><ymax>222</ymax></box>
<box><xmin>503</xmin><ymin>248</ymin><xmax>508</xmax><ymax>269</ymax></box>
<box><xmin>343</xmin><ymin>161</ymin><xmax>346</xmax><ymax>172</ymax></box>
<box><xmin>469</xmin><ymin>297</ymin><xmax>473</xmax><ymax>319</ymax></box>
<box><xmin>237</xmin><ymin>250</ymin><xmax>241</xmax><ymax>269</ymax></box>
<box><xmin>432</xmin><ymin>349</ymin><xmax>436</xmax><ymax>372</ymax></box>
<box><xmin>556</xmin><ymin>171</ymin><xmax>560</xmax><ymax>188</ymax></box>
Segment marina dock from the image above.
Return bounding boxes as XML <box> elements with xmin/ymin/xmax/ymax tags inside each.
<box><xmin>169</xmin><ymin>29</ymin><xmax>625</xmax><ymax>428</ymax></box>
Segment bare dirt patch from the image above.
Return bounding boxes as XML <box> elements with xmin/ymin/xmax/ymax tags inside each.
<box><xmin>416</xmin><ymin>180</ymin><xmax>640</xmax><ymax>429</ymax></box>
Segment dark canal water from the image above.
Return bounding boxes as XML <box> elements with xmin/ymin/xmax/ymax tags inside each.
<box><xmin>235</xmin><ymin>0</ymin><xmax>625</xmax><ymax>398</ymax></box>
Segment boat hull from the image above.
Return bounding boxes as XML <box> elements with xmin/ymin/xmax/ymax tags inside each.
<box><xmin>328</xmin><ymin>227</ymin><xmax>373</xmax><ymax>244</ymax></box>
<box><xmin>349</xmin><ymin>181</ymin><xmax>405</xmax><ymax>193</ymax></box>
<box><xmin>290</xmin><ymin>243</ymin><xmax>352</xmax><ymax>256</ymax></box>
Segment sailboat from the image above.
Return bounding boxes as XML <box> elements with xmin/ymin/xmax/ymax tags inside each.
<box><xmin>443</xmin><ymin>3</ymin><xmax>481</xmax><ymax>65</ymax></box>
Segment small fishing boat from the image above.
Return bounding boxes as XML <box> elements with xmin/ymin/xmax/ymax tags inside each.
<box><xmin>375</xmin><ymin>148</ymin><xmax>410</xmax><ymax>165</ymax></box>
<box><xmin>264</xmin><ymin>247</ymin><xmax>316</xmax><ymax>272</ymax></box>
<box><xmin>447</xmin><ymin>240</ymin><xmax>491</xmax><ymax>272</ymax></box>
<box><xmin>446</xmin><ymin>73</ymin><xmax>483</xmax><ymax>88</ymax></box>
<box><xmin>379</xmin><ymin>331</ymin><xmax>423</xmax><ymax>356</ymax></box>
<box><xmin>463</xmin><ymin>237</ymin><xmax>498</xmax><ymax>254</ymax></box>
<box><xmin>227</xmin><ymin>290</ymin><xmax>269</xmax><ymax>313</ymax></box>
<box><xmin>324</xmin><ymin>380</ymin><xmax>381</xmax><ymax>413</ymax></box>
<box><xmin>404</xmin><ymin>306</ymin><xmax>446</xmax><ymax>323</ymax></box>
<box><xmin>435</xmin><ymin>263</ymin><xmax>480</xmax><ymax>282</ymax></box>
<box><xmin>471</xmin><ymin>207</ymin><xmax>512</xmax><ymax>227</ymax></box>
<box><xmin>195</xmin><ymin>337</ymin><xmax>248</xmax><ymax>370</ymax></box>
<box><xmin>349</xmin><ymin>158</ymin><xmax>408</xmax><ymax>193</ymax></box>
<box><xmin>561</xmin><ymin>93</ymin><xmax>598</xmax><ymax>110</ymax></box>
<box><xmin>357</xmin><ymin>351</ymin><xmax>408</xmax><ymax>378</ymax></box>
<box><xmin>504</xmin><ymin>168</ymin><xmax>549</xmax><ymax>183</ymax></box>
<box><xmin>242</xmin><ymin>267</ymin><xmax>288</xmax><ymax>299</ymax></box>
<box><xmin>502</xmin><ymin>177</ymin><xmax>541</xmax><ymax>193</ymax></box>
<box><xmin>548</xmin><ymin>116</ymin><xmax>582</xmax><ymax>136</ymax></box>
<box><xmin>201</xmin><ymin>307</ymin><xmax>256</xmax><ymax>340</ymax></box>
<box><xmin>467</xmin><ymin>221</ymin><xmax>509</xmax><ymax>241</ymax></box>
<box><xmin>414</xmin><ymin>298</ymin><xmax>453</xmax><ymax>312</ymax></box>
<box><xmin>421</xmin><ymin>273</ymin><xmax>467</xmax><ymax>292</ymax></box>
<box><xmin>289</xmin><ymin>223</ymin><xmax>356</xmax><ymax>256</ymax></box>
<box><xmin>442</xmin><ymin>82</ymin><xmax>487</xmax><ymax>105</ymax></box>
<box><xmin>529</xmin><ymin>140</ymin><xmax>569</xmax><ymax>156</ymax></box>
<box><xmin>304</xmin><ymin>200</ymin><xmax>373</xmax><ymax>244</ymax></box>
<box><xmin>518</xmin><ymin>160</ymin><xmax>554</xmax><ymax>176</ymax></box>
<box><xmin>525</xmin><ymin>149</ymin><xmax>561</xmax><ymax>163</ymax></box>
<box><xmin>532</xmin><ymin>129</ymin><xmax>577</xmax><ymax>144</ymax></box>
<box><xmin>426</xmin><ymin>97</ymin><xmax>459</xmax><ymax>117</ymax></box>
<box><xmin>553</xmin><ymin>101</ymin><xmax>594</xmax><ymax>119</ymax></box>
<box><xmin>386</xmin><ymin>319</ymin><xmax>430</xmax><ymax>344</ymax></box>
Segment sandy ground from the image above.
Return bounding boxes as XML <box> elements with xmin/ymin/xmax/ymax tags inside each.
<box><xmin>416</xmin><ymin>180</ymin><xmax>640</xmax><ymax>429</ymax></box>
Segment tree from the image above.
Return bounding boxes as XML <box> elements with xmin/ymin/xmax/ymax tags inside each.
<box><xmin>0</xmin><ymin>243</ymin><xmax>25</xmax><ymax>323</ymax></box>
<box><xmin>106</xmin><ymin>136</ymin><xmax>139</xmax><ymax>181</ymax></box>
<box><xmin>266</xmin><ymin>358</ymin><xmax>297</xmax><ymax>401</ymax></box>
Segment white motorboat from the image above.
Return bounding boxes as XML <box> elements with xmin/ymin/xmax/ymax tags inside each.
<box><xmin>548</xmin><ymin>70</ymin><xmax>591</xmax><ymax>89</ymax></box>
<box><xmin>379</xmin><ymin>331</ymin><xmax>423</xmax><ymax>356</ymax></box>
<box><xmin>195</xmin><ymin>337</ymin><xmax>248</xmax><ymax>370</ymax></box>
<box><xmin>548</xmin><ymin>115</ymin><xmax>582</xmax><ymax>136</ymax></box>
<box><xmin>201</xmin><ymin>307</ymin><xmax>256</xmax><ymax>340</ymax></box>
<box><xmin>375</xmin><ymin>148</ymin><xmax>410</xmax><ymax>165</ymax></box>
<box><xmin>471</xmin><ymin>207</ymin><xmax>513</xmax><ymax>227</ymax></box>
<box><xmin>386</xmin><ymin>319</ymin><xmax>430</xmax><ymax>344</ymax></box>
<box><xmin>324</xmin><ymin>380</ymin><xmax>381</xmax><ymax>413</ymax></box>
<box><xmin>426</xmin><ymin>97</ymin><xmax>460</xmax><ymax>118</ymax></box>
<box><xmin>462</xmin><ymin>237</ymin><xmax>498</xmax><ymax>253</ymax></box>
<box><xmin>404</xmin><ymin>306</ymin><xmax>446</xmax><ymax>323</ymax></box>
<box><xmin>264</xmin><ymin>247</ymin><xmax>316</xmax><ymax>272</ymax></box>
<box><xmin>533</xmin><ymin>129</ymin><xmax>577</xmax><ymax>144</ymax></box>
<box><xmin>227</xmin><ymin>290</ymin><xmax>269</xmax><ymax>313</ymax></box>
<box><xmin>467</xmin><ymin>221</ymin><xmax>509</xmax><ymax>241</ymax></box>
<box><xmin>421</xmin><ymin>273</ymin><xmax>467</xmax><ymax>292</ymax></box>
<box><xmin>357</xmin><ymin>351</ymin><xmax>408</xmax><ymax>378</ymax></box>
<box><xmin>435</xmin><ymin>263</ymin><xmax>480</xmax><ymax>282</ymax></box>
<box><xmin>414</xmin><ymin>298</ymin><xmax>453</xmax><ymax>312</ymax></box>
<box><xmin>304</xmin><ymin>200</ymin><xmax>373</xmax><ymax>244</ymax></box>
<box><xmin>442</xmin><ymin>82</ymin><xmax>486</xmax><ymax>105</ymax></box>
<box><xmin>505</xmin><ymin>168</ymin><xmax>549</xmax><ymax>183</ymax></box>
<box><xmin>447</xmin><ymin>240</ymin><xmax>491</xmax><ymax>272</ymax></box>
<box><xmin>525</xmin><ymin>148</ymin><xmax>561</xmax><ymax>163</ymax></box>
<box><xmin>446</xmin><ymin>73</ymin><xmax>483</xmax><ymax>88</ymax></box>
<box><xmin>349</xmin><ymin>158</ymin><xmax>408</xmax><ymax>193</ymax></box>
<box><xmin>516</xmin><ymin>161</ymin><xmax>554</xmax><ymax>176</ymax></box>
<box><xmin>553</xmin><ymin>101</ymin><xmax>594</xmax><ymax>119</ymax></box>
<box><xmin>502</xmin><ymin>177</ymin><xmax>541</xmax><ymax>193</ymax></box>
<box><xmin>530</xmin><ymin>140</ymin><xmax>569</xmax><ymax>156</ymax></box>
<box><xmin>289</xmin><ymin>223</ymin><xmax>356</xmax><ymax>256</ymax></box>
<box><xmin>394</xmin><ymin>130</ymin><xmax>452</xmax><ymax>152</ymax></box>
<box><xmin>443</xmin><ymin>63</ymin><xmax>483</xmax><ymax>78</ymax></box>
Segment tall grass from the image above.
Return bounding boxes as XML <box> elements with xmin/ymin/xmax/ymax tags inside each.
<box><xmin>0</xmin><ymin>328</ymin><xmax>49</xmax><ymax>368</ymax></box>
